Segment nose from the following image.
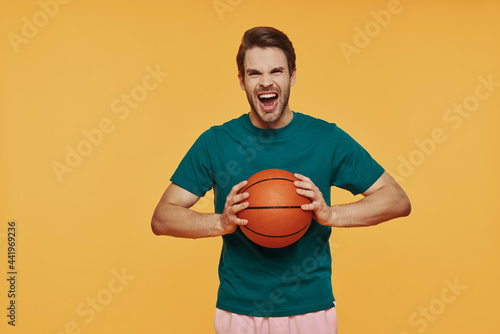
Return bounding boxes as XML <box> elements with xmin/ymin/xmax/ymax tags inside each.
<box><xmin>259</xmin><ymin>73</ymin><xmax>273</xmax><ymax>88</ymax></box>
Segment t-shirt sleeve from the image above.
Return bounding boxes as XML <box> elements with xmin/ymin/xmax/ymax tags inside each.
<box><xmin>330</xmin><ymin>125</ymin><xmax>385</xmax><ymax>195</ymax></box>
<box><xmin>170</xmin><ymin>129</ymin><xmax>214</xmax><ymax>198</ymax></box>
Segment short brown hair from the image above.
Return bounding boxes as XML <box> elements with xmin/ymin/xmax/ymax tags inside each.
<box><xmin>236</xmin><ymin>26</ymin><xmax>296</xmax><ymax>78</ymax></box>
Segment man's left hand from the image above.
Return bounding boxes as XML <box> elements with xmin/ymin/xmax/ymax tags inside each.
<box><xmin>293</xmin><ymin>173</ymin><xmax>332</xmax><ymax>226</ymax></box>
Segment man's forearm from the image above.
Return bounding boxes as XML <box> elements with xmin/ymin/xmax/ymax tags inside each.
<box><xmin>151</xmin><ymin>203</ymin><xmax>224</xmax><ymax>239</ymax></box>
<box><xmin>329</xmin><ymin>184</ymin><xmax>411</xmax><ymax>228</ymax></box>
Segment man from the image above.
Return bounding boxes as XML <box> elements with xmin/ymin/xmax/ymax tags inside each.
<box><xmin>152</xmin><ymin>26</ymin><xmax>411</xmax><ymax>334</ymax></box>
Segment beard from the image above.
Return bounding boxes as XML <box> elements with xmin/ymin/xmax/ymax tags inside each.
<box><xmin>245</xmin><ymin>83</ymin><xmax>291</xmax><ymax>125</ymax></box>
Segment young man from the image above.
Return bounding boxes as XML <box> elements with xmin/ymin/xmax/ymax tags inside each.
<box><xmin>152</xmin><ymin>26</ymin><xmax>411</xmax><ymax>334</ymax></box>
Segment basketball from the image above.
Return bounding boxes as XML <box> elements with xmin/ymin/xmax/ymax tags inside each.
<box><xmin>237</xmin><ymin>169</ymin><xmax>313</xmax><ymax>248</ymax></box>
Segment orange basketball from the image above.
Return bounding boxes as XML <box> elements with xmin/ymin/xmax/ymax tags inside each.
<box><xmin>237</xmin><ymin>169</ymin><xmax>313</xmax><ymax>248</ymax></box>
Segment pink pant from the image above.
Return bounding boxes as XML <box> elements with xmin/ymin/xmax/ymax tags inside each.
<box><xmin>214</xmin><ymin>307</ymin><xmax>338</xmax><ymax>334</ymax></box>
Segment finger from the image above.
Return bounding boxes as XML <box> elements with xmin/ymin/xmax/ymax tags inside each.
<box><xmin>294</xmin><ymin>173</ymin><xmax>311</xmax><ymax>182</ymax></box>
<box><xmin>230</xmin><ymin>201</ymin><xmax>249</xmax><ymax>214</ymax></box>
<box><xmin>293</xmin><ymin>174</ymin><xmax>315</xmax><ymax>190</ymax></box>
<box><xmin>296</xmin><ymin>188</ymin><xmax>315</xmax><ymax>198</ymax></box>
<box><xmin>226</xmin><ymin>180</ymin><xmax>249</xmax><ymax>204</ymax></box>
<box><xmin>301</xmin><ymin>202</ymin><xmax>317</xmax><ymax>211</ymax></box>
<box><xmin>231</xmin><ymin>180</ymin><xmax>248</xmax><ymax>195</ymax></box>
<box><xmin>294</xmin><ymin>180</ymin><xmax>313</xmax><ymax>190</ymax></box>
<box><xmin>229</xmin><ymin>191</ymin><xmax>249</xmax><ymax>206</ymax></box>
<box><xmin>233</xmin><ymin>217</ymin><xmax>248</xmax><ymax>225</ymax></box>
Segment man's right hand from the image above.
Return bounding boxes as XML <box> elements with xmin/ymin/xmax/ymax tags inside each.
<box><xmin>219</xmin><ymin>180</ymin><xmax>250</xmax><ymax>235</ymax></box>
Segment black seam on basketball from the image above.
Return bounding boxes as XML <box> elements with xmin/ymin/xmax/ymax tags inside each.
<box><xmin>242</xmin><ymin>221</ymin><xmax>311</xmax><ymax>238</ymax></box>
<box><xmin>245</xmin><ymin>206</ymin><xmax>302</xmax><ymax>209</ymax></box>
<box><xmin>240</xmin><ymin>177</ymin><xmax>294</xmax><ymax>193</ymax></box>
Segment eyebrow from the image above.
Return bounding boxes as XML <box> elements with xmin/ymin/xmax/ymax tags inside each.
<box><xmin>246</xmin><ymin>67</ymin><xmax>285</xmax><ymax>74</ymax></box>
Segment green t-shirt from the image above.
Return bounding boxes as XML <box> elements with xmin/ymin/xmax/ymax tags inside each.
<box><xmin>171</xmin><ymin>112</ymin><xmax>384</xmax><ymax>317</ymax></box>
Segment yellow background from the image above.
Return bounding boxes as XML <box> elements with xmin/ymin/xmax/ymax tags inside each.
<box><xmin>1</xmin><ymin>0</ymin><xmax>499</xmax><ymax>333</ymax></box>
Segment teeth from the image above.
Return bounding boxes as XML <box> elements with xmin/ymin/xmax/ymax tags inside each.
<box><xmin>259</xmin><ymin>93</ymin><xmax>277</xmax><ymax>99</ymax></box>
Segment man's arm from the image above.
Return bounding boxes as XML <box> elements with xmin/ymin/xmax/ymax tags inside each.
<box><xmin>151</xmin><ymin>181</ymin><xmax>250</xmax><ymax>238</ymax></box>
<box><xmin>294</xmin><ymin>172</ymin><xmax>411</xmax><ymax>228</ymax></box>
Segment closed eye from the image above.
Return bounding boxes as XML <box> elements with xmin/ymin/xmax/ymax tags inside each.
<box><xmin>246</xmin><ymin>68</ymin><xmax>261</xmax><ymax>77</ymax></box>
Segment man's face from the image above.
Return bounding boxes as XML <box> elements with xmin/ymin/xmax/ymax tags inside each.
<box><xmin>238</xmin><ymin>47</ymin><xmax>296</xmax><ymax>129</ymax></box>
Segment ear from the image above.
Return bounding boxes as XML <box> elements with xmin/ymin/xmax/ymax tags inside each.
<box><xmin>238</xmin><ymin>72</ymin><xmax>246</xmax><ymax>91</ymax></box>
<box><xmin>290</xmin><ymin>68</ymin><xmax>297</xmax><ymax>87</ymax></box>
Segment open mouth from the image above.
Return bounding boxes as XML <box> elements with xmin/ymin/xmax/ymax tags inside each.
<box><xmin>258</xmin><ymin>92</ymin><xmax>279</xmax><ymax>111</ymax></box>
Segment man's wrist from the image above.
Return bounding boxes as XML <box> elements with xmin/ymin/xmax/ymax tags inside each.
<box><xmin>329</xmin><ymin>205</ymin><xmax>338</xmax><ymax>227</ymax></box>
